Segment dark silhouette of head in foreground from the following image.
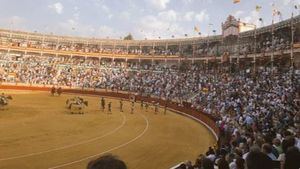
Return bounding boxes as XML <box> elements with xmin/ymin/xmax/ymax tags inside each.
<box><xmin>87</xmin><ymin>154</ymin><xmax>127</xmax><ymax>169</ymax></box>
<box><xmin>246</xmin><ymin>150</ymin><xmax>272</xmax><ymax>169</ymax></box>
<box><xmin>284</xmin><ymin>146</ymin><xmax>300</xmax><ymax>169</ymax></box>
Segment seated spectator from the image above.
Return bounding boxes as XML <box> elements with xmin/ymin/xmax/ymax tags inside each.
<box><xmin>262</xmin><ymin>143</ymin><xmax>277</xmax><ymax>160</ymax></box>
<box><xmin>272</xmin><ymin>138</ymin><xmax>283</xmax><ymax>156</ymax></box>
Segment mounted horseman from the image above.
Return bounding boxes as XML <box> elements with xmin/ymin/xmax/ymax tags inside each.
<box><xmin>50</xmin><ymin>86</ymin><xmax>63</xmax><ymax>96</ymax></box>
<box><xmin>66</xmin><ymin>97</ymin><xmax>88</xmax><ymax>114</ymax></box>
<box><xmin>0</xmin><ymin>93</ymin><xmax>13</xmax><ymax>109</ymax></box>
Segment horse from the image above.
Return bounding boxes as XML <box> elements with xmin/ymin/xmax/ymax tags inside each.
<box><xmin>51</xmin><ymin>87</ymin><xmax>62</xmax><ymax>96</ymax></box>
<box><xmin>51</xmin><ymin>87</ymin><xmax>56</xmax><ymax>96</ymax></box>
<box><xmin>0</xmin><ymin>95</ymin><xmax>13</xmax><ymax>110</ymax></box>
<box><xmin>57</xmin><ymin>87</ymin><xmax>62</xmax><ymax>96</ymax></box>
<box><xmin>66</xmin><ymin>97</ymin><xmax>88</xmax><ymax>114</ymax></box>
<box><xmin>66</xmin><ymin>97</ymin><xmax>84</xmax><ymax>108</ymax></box>
<box><xmin>68</xmin><ymin>101</ymin><xmax>88</xmax><ymax>114</ymax></box>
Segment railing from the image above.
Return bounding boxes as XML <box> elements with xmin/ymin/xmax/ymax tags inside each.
<box><xmin>0</xmin><ymin>44</ymin><xmax>181</xmax><ymax>60</ymax></box>
<box><xmin>1</xmin><ymin>42</ymin><xmax>299</xmax><ymax>61</ymax></box>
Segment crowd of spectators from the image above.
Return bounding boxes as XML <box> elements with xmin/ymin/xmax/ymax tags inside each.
<box><xmin>0</xmin><ymin>54</ymin><xmax>202</xmax><ymax>101</ymax></box>
<box><xmin>180</xmin><ymin>67</ymin><xmax>300</xmax><ymax>169</ymax></box>
<box><xmin>0</xmin><ymin>53</ymin><xmax>299</xmax><ymax>169</ymax></box>
<box><xmin>237</xmin><ymin>35</ymin><xmax>291</xmax><ymax>57</ymax></box>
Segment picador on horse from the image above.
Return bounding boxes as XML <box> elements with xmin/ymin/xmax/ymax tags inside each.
<box><xmin>0</xmin><ymin>93</ymin><xmax>13</xmax><ymax>109</ymax></box>
<box><xmin>66</xmin><ymin>97</ymin><xmax>88</xmax><ymax>114</ymax></box>
<box><xmin>51</xmin><ymin>86</ymin><xmax>62</xmax><ymax>96</ymax></box>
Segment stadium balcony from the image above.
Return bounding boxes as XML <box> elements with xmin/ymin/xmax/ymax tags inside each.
<box><xmin>0</xmin><ymin>15</ymin><xmax>299</xmax><ymax>64</ymax></box>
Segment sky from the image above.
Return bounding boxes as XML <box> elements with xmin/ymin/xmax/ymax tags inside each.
<box><xmin>0</xmin><ymin>0</ymin><xmax>299</xmax><ymax>40</ymax></box>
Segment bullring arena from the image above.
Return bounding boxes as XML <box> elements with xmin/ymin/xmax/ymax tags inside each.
<box><xmin>0</xmin><ymin>1</ymin><xmax>300</xmax><ymax>168</ymax></box>
<box><xmin>0</xmin><ymin>85</ymin><xmax>216</xmax><ymax>169</ymax></box>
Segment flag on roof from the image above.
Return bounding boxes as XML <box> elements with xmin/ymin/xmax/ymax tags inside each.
<box><xmin>194</xmin><ymin>26</ymin><xmax>200</xmax><ymax>33</ymax></box>
<box><xmin>255</xmin><ymin>5</ymin><xmax>262</xmax><ymax>12</ymax></box>
<box><xmin>277</xmin><ymin>11</ymin><xmax>281</xmax><ymax>16</ymax></box>
<box><xmin>272</xmin><ymin>3</ymin><xmax>281</xmax><ymax>16</ymax></box>
<box><xmin>273</xmin><ymin>9</ymin><xmax>281</xmax><ymax>16</ymax></box>
<box><xmin>233</xmin><ymin>0</ymin><xmax>240</xmax><ymax>4</ymax></box>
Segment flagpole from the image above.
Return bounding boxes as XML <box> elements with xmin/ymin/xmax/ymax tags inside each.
<box><xmin>207</xmin><ymin>24</ymin><xmax>211</xmax><ymax>71</ymax></box>
<box><xmin>254</xmin><ymin>25</ymin><xmax>257</xmax><ymax>78</ymax></box>
<box><xmin>8</xmin><ymin>21</ymin><xmax>13</xmax><ymax>56</ymax></box>
<box><xmin>271</xmin><ymin>16</ymin><xmax>274</xmax><ymax>76</ymax></box>
<box><xmin>192</xmin><ymin>41</ymin><xmax>195</xmax><ymax>64</ymax></box>
<box><xmin>9</xmin><ymin>20</ymin><xmax>13</xmax><ymax>38</ymax></box>
<box><xmin>290</xmin><ymin>12</ymin><xmax>295</xmax><ymax>86</ymax></box>
<box><xmin>237</xmin><ymin>28</ymin><xmax>240</xmax><ymax>72</ymax></box>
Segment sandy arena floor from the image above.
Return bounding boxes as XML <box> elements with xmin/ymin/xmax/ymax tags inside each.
<box><xmin>0</xmin><ymin>90</ymin><xmax>216</xmax><ymax>169</ymax></box>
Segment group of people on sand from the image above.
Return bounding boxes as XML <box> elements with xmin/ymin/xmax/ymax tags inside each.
<box><xmin>100</xmin><ymin>97</ymin><xmax>112</xmax><ymax>114</ymax></box>
<box><xmin>60</xmin><ymin>90</ymin><xmax>169</xmax><ymax>115</ymax></box>
<box><xmin>99</xmin><ymin>97</ymin><xmax>168</xmax><ymax>115</ymax></box>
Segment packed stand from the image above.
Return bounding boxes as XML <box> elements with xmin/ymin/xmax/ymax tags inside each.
<box><xmin>0</xmin><ymin>53</ymin><xmax>299</xmax><ymax>169</ymax></box>
<box><xmin>187</xmin><ymin>68</ymin><xmax>300</xmax><ymax>169</ymax></box>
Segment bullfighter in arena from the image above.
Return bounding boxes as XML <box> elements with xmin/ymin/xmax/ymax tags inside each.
<box><xmin>145</xmin><ymin>102</ymin><xmax>149</xmax><ymax>112</ymax></box>
<box><xmin>131</xmin><ymin>101</ymin><xmax>134</xmax><ymax>114</ymax></box>
<box><xmin>140</xmin><ymin>99</ymin><xmax>144</xmax><ymax>109</ymax></box>
<box><xmin>154</xmin><ymin>103</ymin><xmax>159</xmax><ymax>114</ymax></box>
<box><xmin>164</xmin><ymin>102</ymin><xmax>167</xmax><ymax>115</ymax></box>
<box><xmin>101</xmin><ymin>97</ymin><xmax>105</xmax><ymax>111</ymax></box>
<box><xmin>119</xmin><ymin>99</ymin><xmax>123</xmax><ymax>112</ymax></box>
<box><xmin>108</xmin><ymin>102</ymin><xmax>112</xmax><ymax>114</ymax></box>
